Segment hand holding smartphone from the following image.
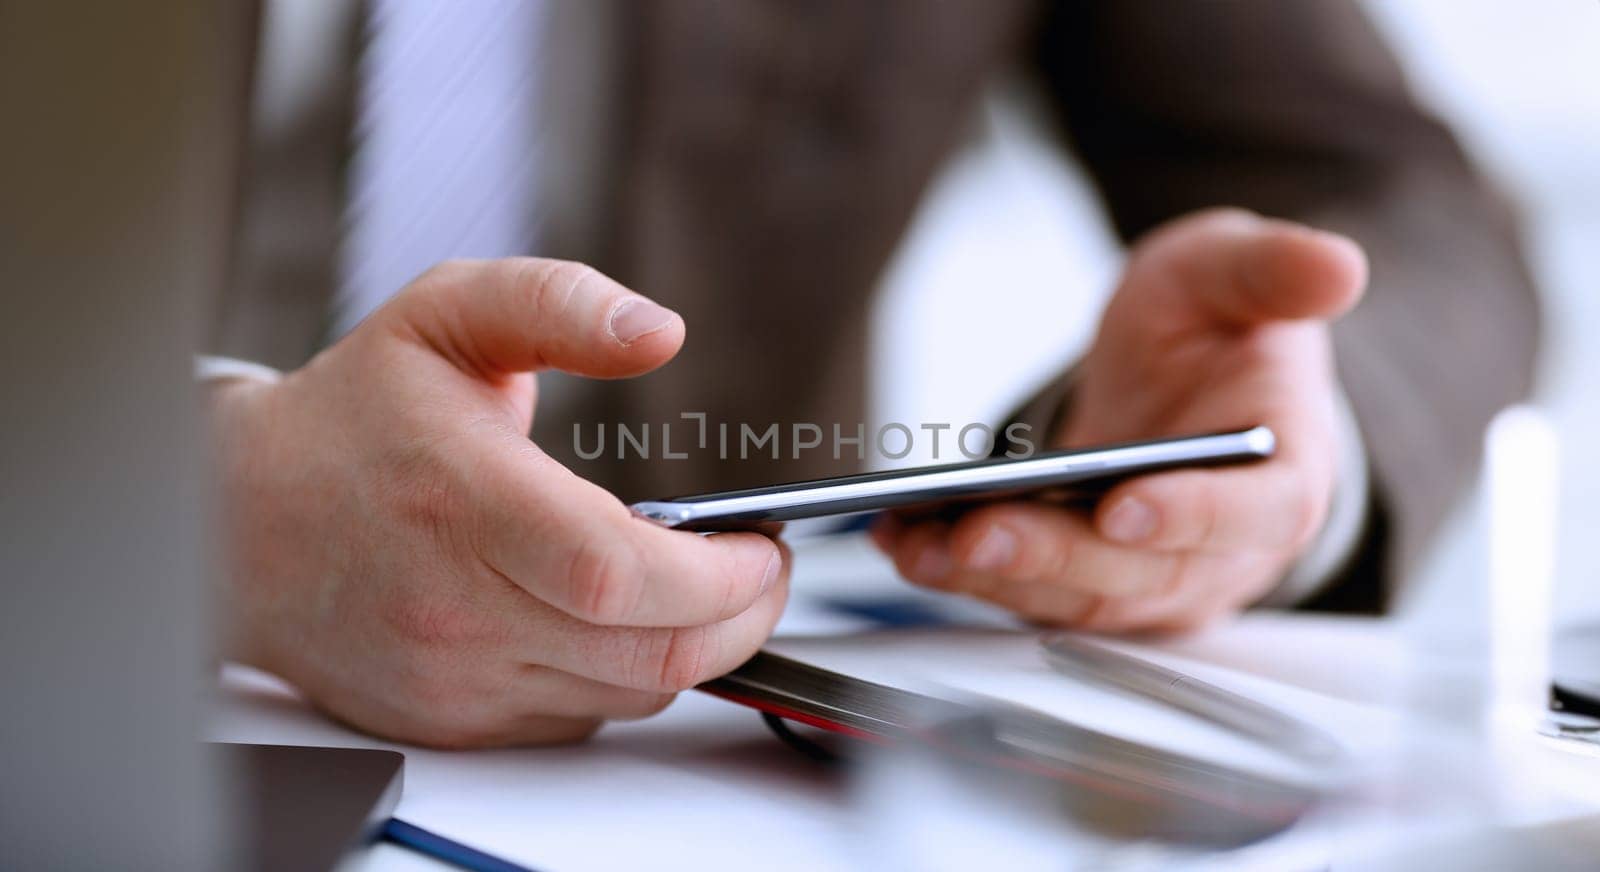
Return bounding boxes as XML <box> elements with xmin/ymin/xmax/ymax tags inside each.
<box><xmin>630</xmin><ymin>426</ymin><xmax>1275</xmax><ymax>533</ymax></box>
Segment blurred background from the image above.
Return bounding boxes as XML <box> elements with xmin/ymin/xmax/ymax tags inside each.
<box><xmin>867</xmin><ymin>0</ymin><xmax>1600</xmax><ymax>627</ymax></box>
<box><xmin>7</xmin><ymin>2</ymin><xmax>1598</xmax><ymax>867</ymax></box>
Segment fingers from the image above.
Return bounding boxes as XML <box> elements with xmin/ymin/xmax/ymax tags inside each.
<box><xmin>497</xmin><ymin>717</ymin><xmax>603</xmax><ymax>747</ymax></box>
<box><xmin>1093</xmin><ymin>461</ymin><xmax>1327</xmax><ymax>555</ymax></box>
<box><xmin>887</xmin><ymin>503</ymin><xmax>1183</xmax><ymax>599</ymax></box>
<box><xmin>1088</xmin><ymin>367</ymin><xmax>1333</xmax><ymax>555</ymax></box>
<box><xmin>985</xmin><ymin>578</ymin><xmax>1100</xmax><ymax>627</ymax></box>
<box><xmin>1070</xmin><ymin>552</ymin><xmax>1276</xmax><ymax>634</ymax></box>
<box><xmin>405</xmin><ymin>668</ymin><xmax>677</xmax><ymax>748</ymax></box>
<box><xmin>472</xmin><ymin>436</ymin><xmax>786</xmax><ymax>628</ymax></box>
<box><xmin>871</xmin><ymin>502</ymin><xmax>1281</xmax><ymax>631</ymax></box>
<box><xmin>1128</xmin><ymin>208</ymin><xmax>1367</xmax><ymax>327</ymax></box>
<box><xmin>383</xmin><ymin>257</ymin><xmax>685</xmax><ymax>379</ymax></box>
<box><xmin>464</xmin><ymin>440</ymin><xmax>791</xmax><ymax>690</ymax></box>
<box><xmin>369</xmin><ymin>542</ymin><xmax>785</xmax><ymax>746</ymax></box>
<box><xmin>516</xmin><ymin>562</ymin><xmax>791</xmax><ymax>693</ymax></box>
<box><xmin>512</xmin><ymin>666</ymin><xmax>677</xmax><ymax>721</ymax></box>
<box><xmin>398</xmin><ymin>714</ymin><xmax>604</xmax><ymax>750</ymax></box>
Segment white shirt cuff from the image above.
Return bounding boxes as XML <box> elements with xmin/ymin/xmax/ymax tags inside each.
<box><xmin>1255</xmin><ymin>385</ymin><xmax>1370</xmax><ymax>608</ymax></box>
<box><xmin>194</xmin><ymin>355</ymin><xmax>283</xmax><ymax>384</ymax></box>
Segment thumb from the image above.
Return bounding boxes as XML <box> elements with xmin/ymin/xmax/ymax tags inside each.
<box><xmin>383</xmin><ymin>257</ymin><xmax>685</xmax><ymax>379</ymax></box>
<box><xmin>1130</xmin><ymin>208</ymin><xmax>1367</xmax><ymax>326</ymax></box>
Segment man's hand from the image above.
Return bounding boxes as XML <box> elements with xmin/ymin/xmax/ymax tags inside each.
<box><xmin>212</xmin><ymin>259</ymin><xmax>788</xmax><ymax>748</ymax></box>
<box><xmin>872</xmin><ymin>209</ymin><xmax>1367</xmax><ymax>632</ymax></box>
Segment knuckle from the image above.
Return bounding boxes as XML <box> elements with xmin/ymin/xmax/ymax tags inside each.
<box><xmin>384</xmin><ymin>445</ymin><xmax>481</xmax><ymax>569</ymax></box>
<box><xmin>633</xmin><ymin>626</ymin><xmax>717</xmax><ymax>693</ymax></box>
<box><xmin>522</xmin><ymin>258</ymin><xmax>596</xmax><ymax>315</ymax></box>
<box><xmin>622</xmin><ymin>631</ymin><xmax>667</xmax><ymax>691</ymax></box>
<box><xmin>384</xmin><ymin>589</ymin><xmax>485</xmax><ymax>652</ymax></box>
<box><xmin>563</xmin><ymin>541</ymin><xmax>643</xmax><ymax>625</ymax></box>
<box><xmin>396</xmin><ymin>472</ymin><xmax>463</xmax><ymax>542</ymax></box>
<box><xmin>658</xmin><ymin>627</ymin><xmax>714</xmax><ymax>691</ymax></box>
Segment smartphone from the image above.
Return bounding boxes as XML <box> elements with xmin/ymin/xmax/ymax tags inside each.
<box><xmin>630</xmin><ymin>426</ymin><xmax>1274</xmax><ymax>532</ymax></box>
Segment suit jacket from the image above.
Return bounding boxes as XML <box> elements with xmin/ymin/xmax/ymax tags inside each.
<box><xmin>217</xmin><ymin>0</ymin><xmax>1539</xmax><ymax>611</ymax></box>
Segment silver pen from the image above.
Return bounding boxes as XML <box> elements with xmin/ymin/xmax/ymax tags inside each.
<box><xmin>1039</xmin><ymin>632</ymin><xmax>1346</xmax><ymax>766</ymax></box>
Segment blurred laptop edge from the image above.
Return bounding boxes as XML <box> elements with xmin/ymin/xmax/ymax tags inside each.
<box><xmin>1</xmin><ymin>2</ymin><xmax>253</xmax><ymax>868</ymax></box>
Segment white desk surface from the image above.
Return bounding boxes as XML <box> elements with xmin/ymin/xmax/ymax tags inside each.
<box><xmin>206</xmin><ymin>535</ymin><xmax>1600</xmax><ymax>871</ymax></box>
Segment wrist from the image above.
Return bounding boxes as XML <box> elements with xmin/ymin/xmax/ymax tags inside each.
<box><xmin>206</xmin><ymin>373</ymin><xmax>285</xmax><ymax>671</ymax></box>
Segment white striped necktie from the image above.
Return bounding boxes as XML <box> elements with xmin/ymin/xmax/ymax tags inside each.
<box><xmin>334</xmin><ymin>0</ymin><xmax>544</xmax><ymax>337</ymax></box>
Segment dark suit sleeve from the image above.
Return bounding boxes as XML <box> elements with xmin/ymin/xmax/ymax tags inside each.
<box><xmin>1026</xmin><ymin>0</ymin><xmax>1540</xmax><ymax>608</ymax></box>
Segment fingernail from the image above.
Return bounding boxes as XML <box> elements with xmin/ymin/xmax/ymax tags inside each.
<box><xmin>965</xmin><ymin>525</ymin><xmax>1017</xmax><ymax>571</ymax></box>
<box><xmin>911</xmin><ymin>542</ymin><xmax>953</xmax><ymax>583</ymax></box>
<box><xmin>1102</xmin><ymin>497</ymin><xmax>1159</xmax><ymax>544</ymax></box>
<box><xmin>609</xmin><ymin>299</ymin><xmax>675</xmax><ymax>346</ymax></box>
<box><xmin>759</xmin><ymin>550</ymin><xmax>782</xmax><ymax>596</ymax></box>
